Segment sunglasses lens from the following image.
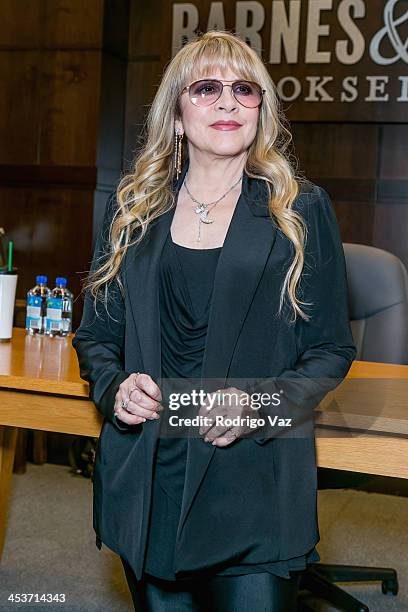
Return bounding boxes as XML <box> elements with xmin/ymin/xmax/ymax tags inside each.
<box><xmin>189</xmin><ymin>80</ymin><xmax>222</xmax><ymax>106</ymax></box>
<box><xmin>232</xmin><ymin>82</ymin><xmax>262</xmax><ymax>107</ymax></box>
<box><xmin>187</xmin><ymin>79</ymin><xmax>263</xmax><ymax>108</ymax></box>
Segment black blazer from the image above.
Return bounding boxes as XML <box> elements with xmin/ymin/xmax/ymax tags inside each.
<box><xmin>72</xmin><ymin>160</ymin><xmax>356</xmax><ymax>580</ymax></box>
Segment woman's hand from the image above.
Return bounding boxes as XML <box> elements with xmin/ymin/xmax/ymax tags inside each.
<box><xmin>114</xmin><ymin>372</ymin><xmax>163</xmax><ymax>426</ymax></box>
<box><xmin>198</xmin><ymin>386</ymin><xmax>260</xmax><ymax>447</ymax></box>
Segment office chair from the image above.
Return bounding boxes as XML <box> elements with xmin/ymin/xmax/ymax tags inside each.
<box><xmin>298</xmin><ymin>243</ymin><xmax>408</xmax><ymax>612</ymax></box>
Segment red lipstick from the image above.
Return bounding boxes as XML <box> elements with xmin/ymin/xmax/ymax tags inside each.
<box><xmin>210</xmin><ymin>121</ymin><xmax>242</xmax><ymax>131</ymax></box>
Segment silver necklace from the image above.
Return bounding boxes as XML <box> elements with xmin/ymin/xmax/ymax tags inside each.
<box><xmin>183</xmin><ymin>172</ymin><xmax>243</xmax><ymax>242</ymax></box>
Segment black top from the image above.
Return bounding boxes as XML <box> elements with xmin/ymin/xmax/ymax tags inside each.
<box><xmin>143</xmin><ymin>233</ymin><xmax>320</xmax><ymax>580</ymax></box>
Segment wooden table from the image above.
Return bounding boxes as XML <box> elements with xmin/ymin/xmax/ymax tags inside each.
<box><xmin>0</xmin><ymin>329</ymin><xmax>101</xmax><ymax>561</ymax></box>
<box><xmin>1</xmin><ymin>327</ymin><xmax>408</xmax><ymax>561</ymax></box>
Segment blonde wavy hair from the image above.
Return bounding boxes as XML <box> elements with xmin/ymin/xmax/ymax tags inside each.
<box><xmin>82</xmin><ymin>30</ymin><xmax>312</xmax><ymax>324</ymax></box>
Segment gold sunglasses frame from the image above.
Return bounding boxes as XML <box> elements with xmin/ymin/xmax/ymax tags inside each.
<box><xmin>180</xmin><ymin>79</ymin><xmax>266</xmax><ymax>108</ymax></box>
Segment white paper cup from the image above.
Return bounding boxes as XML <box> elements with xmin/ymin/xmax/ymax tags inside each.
<box><xmin>0</xmin><ymin>269</ymin><xmax>18</xmax><ymax>341</ymax></box>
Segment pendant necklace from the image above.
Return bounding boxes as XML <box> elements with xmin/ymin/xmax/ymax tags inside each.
<box><xmin>183</xmin><ymin>172</ymin><xmax>243</xmax><ymax>242</ymax></box>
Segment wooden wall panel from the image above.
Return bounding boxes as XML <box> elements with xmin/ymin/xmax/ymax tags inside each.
<box><xmin>380</xmin><ymin>125</ymin><xmax>408</xmax><ymax>181</ymax></box>
<box><xmin>128</xmin><ymin>0</ymin><xmax>168</xmax><ymax>60</ymax></box>
<box><xmin>124</xmin><ymin>60</ymin><xmax>162</xmax><ymax>169</ymax></box>
<box><xmin>0</xmin><ymin>47</ymin><xmax>102</xmax><ymax>168</ymax></box>
<box><xmin>98</xmin><ymin>54</ymin><xmax>129</xmax><ymax>174</ymax></box>
<box><xmin>0</xmin><ymin>0</ymin><xmax>123</xmax><ymax>330</ymax></box>
<box><xmin>43</xmin><ymin>0</ymin><xmax>104</xmax><ymax>48</ymax></box>
<box><xmin>292</xmin><ymin>124</ymin><xmax>379</xmax><ymax>180</ymax></box>
<box><xmin>0</xmin><ymin>186</ymin><xmax>93</xmax><ymax>325</ymax></box>
<box><xmin>0</xmin><ymin>1</ymin><xmax>42</xmax><ymax>48</ymax></box>
<box><xmin>292</xmin><ymin>121</ymin><xmax>408</xmax><ymax>265</ymax></box>
<box><xmin>39</xmin><ymin>51</ymin><xmax>101</xmax><ymax>166</ymax></box>
<box><xmin>333</xmin><ymin>202</ymin><xmax>375</xmax><ymax>247</ymax></box>
<box><xmin>0</xmin><ymin>52</ymin><xmax>41</xmax><ymax>165</ymax></box>
<box><xmin>373</xmin><ymin>205</ymin><xmax>408</xmax><ymax>267</ymax></box>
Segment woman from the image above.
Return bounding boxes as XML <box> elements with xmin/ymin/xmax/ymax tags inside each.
<box><xmin>72</xmin><ymin>30</ymin><xmax>356</xmax><ymax>611</ymax></box>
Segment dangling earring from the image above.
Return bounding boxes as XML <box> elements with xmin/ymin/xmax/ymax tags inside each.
<box><xmin>174</xmin><ymin>129</ymin><xmax>183</xmax><ymax>180</ymax></box>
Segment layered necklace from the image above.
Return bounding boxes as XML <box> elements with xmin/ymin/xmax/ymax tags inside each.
<box><xmin>183</xmin><ymin>172</ymin><xmax>243</xmax><ymax>242</ymax></box>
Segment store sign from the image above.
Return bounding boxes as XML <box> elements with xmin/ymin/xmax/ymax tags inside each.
<box><xmin>171</xmin><ymin>0</ymin><xmax>408</xmax><ymax>120</ymax></box>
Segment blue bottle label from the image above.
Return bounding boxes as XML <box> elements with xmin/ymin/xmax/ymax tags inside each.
<box><xmin>26</xmin><ymin>295</ymin><xmax>42</xmax><ymax>329</ymax></box>
<box><xmin>46</xmin><ymin>298</ymin><xmax>64</xmax><ymax>332</ymax></box>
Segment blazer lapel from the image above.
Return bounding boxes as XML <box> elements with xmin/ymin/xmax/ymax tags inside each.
<box><xmin>123</xmin><ymin>162</ymin><xmax>189</xmax><ymax>380</ymax></box>
<box><xmin>124</xmin><ymin>160</ymin><xmax>279</xmax><ymax>537</ymax></box>
<box><xmin>201</xmin><ymin>177</ymin><xmax>277</xmax><ymax>383</ymax></box>
<box><xmin>178</xmin><ymin>171</ymin><xmax>278</xmax><ymax>535</ymax></box>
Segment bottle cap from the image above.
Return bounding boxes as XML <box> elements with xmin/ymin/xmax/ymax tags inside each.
<box><xmin>56</xmin><ymin>277</ymin><xmax>67</xmax><ymax>287</ymax></box>
<box><xmin>36</xmin><ymin>275</ymin><xmax>47</xmax><ymax>284</ymax></box>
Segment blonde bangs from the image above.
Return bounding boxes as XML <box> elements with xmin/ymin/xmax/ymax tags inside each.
<box><xmin>176</xmin><ymin>35</ymin><xmax>261</xmax><ymax>89</ymax></box>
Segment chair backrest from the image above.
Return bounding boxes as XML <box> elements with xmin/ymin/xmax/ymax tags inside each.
<box><xmin>343</xmin><ymin>243</ymin><xmax>408</xmax><ymax>365</ymax></box>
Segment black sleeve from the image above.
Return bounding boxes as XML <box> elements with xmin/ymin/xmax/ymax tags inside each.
<box><xmin>72</xmin><ymin>191</ymin><xmax>132</xmax><ymax>432</ymax></box>
<box><xmin>251</xmin><ymin>185</ymin><xmax>357</xmax><ymax>443</ymax></box>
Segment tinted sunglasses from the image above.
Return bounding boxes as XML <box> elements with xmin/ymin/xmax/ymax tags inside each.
<box><xmin>181</xmin><ymin>79</ymin><xmax>266</xmax><ymax>109</ymax></box>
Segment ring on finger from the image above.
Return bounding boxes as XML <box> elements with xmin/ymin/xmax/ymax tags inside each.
<box><xmin>121</xmin><ymin>397</ymin><xmax>130</xmax><ymax>411</ymax></box>
<box><xmin>131</xmin><ymin>372</ymin><xmax>141</xmax><ymax>390</ymax></box>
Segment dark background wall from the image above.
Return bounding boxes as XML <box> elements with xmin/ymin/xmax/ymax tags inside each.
<box><xmin>0</xmin><ymin>0</ymin><xmax>129</xmax><ymax>329</ymax></box>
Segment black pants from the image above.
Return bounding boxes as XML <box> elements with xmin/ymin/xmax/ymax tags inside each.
<box><xmin>120</xmin><ymin>557</ymin><xmax>301</xmax><ymax>612</ymax></box>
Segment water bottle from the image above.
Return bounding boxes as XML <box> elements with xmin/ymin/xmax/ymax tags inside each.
<box><xmin>45</xmin><ymin>277</ymin><xmax>73</xmax><ymax>337</ymax></box>
<box><xmin>26</xmin><ymin>275</ymin><xmax>50</xmax><ymax>335</ymax></box>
